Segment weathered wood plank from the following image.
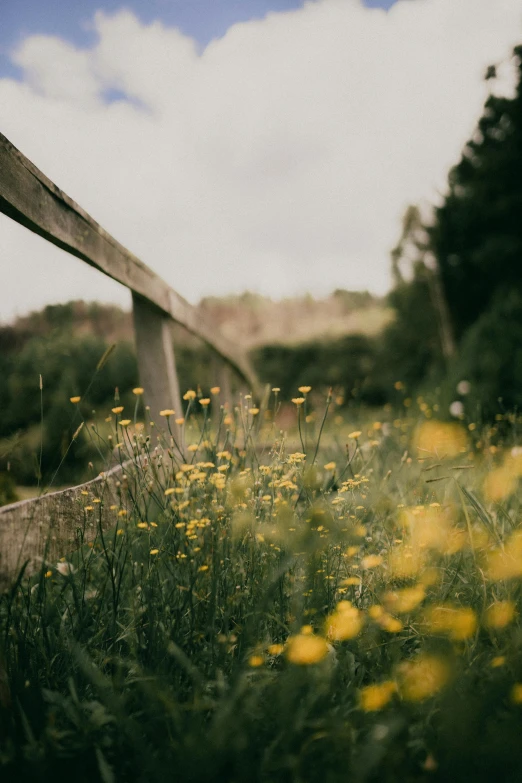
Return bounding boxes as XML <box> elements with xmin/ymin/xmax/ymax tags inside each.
<box><xmin>132</xmin><ymin>293</ymin><xmax>182</xmax><ymax>419</ymax></box>
<box><xmin>0</xmin><ymin>132</ymin><xmax>259</xmax><ymax>393</ymax></box>
<box><xmin>0</xmin><ymin>464</ymin><xmax>128</xmax><ymax>591</ymax></box>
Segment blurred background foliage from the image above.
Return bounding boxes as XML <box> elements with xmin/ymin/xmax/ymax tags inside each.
<box><xmin>2</xmin><ymin>45</ymin><xmax>522</xmax><ymax>492</ymax></box>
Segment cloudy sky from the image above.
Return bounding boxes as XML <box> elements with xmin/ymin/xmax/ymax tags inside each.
<box><xmin>1</xmin><ymin>0</ymin><xmax>521</xmax><ymax>321</ymax></box>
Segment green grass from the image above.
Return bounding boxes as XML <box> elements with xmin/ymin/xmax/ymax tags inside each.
<box><xmin>2</xmin><ymin>389</ymin><xmax>522</xmax><ymax>782</ymax></box>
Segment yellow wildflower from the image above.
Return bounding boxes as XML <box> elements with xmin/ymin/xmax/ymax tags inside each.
<box><xmin>485</xmin><ymin>530</ymin><xmax>522</xmax><ymax>581</ymax></box>
<box><xmin>70</xmin><ymin>396</ymin><xmax>81</xmax><ymax>404</ymax></box>
<box><xmin>132</xmin><ymin>387</ymin><xmax>144</xmax><ymax>395</ymax></box>
<box><xmin>426</xmin><ymin>605</ymin><xmax>477</xmax><ymax>641</ymax></box>
<box><xmin>361</xmin><ymin>554</ymin><xmax>383</xmax><ymax>569</ymax></box>
<box><xmin>285</xmin><ymin>633</ymin><xmax>329</xmax><ymax>665</ymax></box>
<box><xmin>359</xmin><ymin>681</ymin><xmax>396</xmax><ymax>712</ymax></box>
<box><xmin>413</xmin><ymin>420</ymin><xmax>467</xmax><ymax>458</ymax></box>
<box><xmin>326</xmin><ymin>601</ymin><xmax>363</xmax><ymax>641</ymax></box>
<box><xmin>512</xmin><ymin>684</ymin><xmax>522</xmax><ymax>704</ymax></box>
<box><xmin>484</xmin><ymin>601</ymin><xmax>516</xmax><ymax>630</ymax></box>
<box><xmin>397</xmin><ymin>655</ymin><xmax>450</xmax><ymax>702</ymax></box>
<box><xmin>384</xmin><ymin>586</ymin><xmax>426</xmax><ymax>614</ymax></box>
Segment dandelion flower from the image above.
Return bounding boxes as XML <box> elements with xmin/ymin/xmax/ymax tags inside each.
<box><xmin>160</xmin><ymin>409</ymin><xmax>175</xmax><ymax>417</ymax></box>
<box><xmin>248</xmin><ymin>655</ymin><xmax>265</xmax><ymax>667</ymax></box>
<box><xmin>326</xmin><ymin>602</ymin><xmax>363</xmax><ymax>641</ymax></box>
<box><xmin>359</xmin><ymin>681</ymin><xmax>396</xmax><ymax>712</ymax></box>
<box><xmin>324</xmin><ymin>462</ymin><xmax>336</xmax><ymax>471</ymax></box>
<box><xmin>361</xmin><ymin>554</ymin><xmax>383</xmax><ymax>569</ymax></box>
<box><xmin>484</xmin><ymin>601</ymin><xmax>516</xmax><ymax>630</ymax></box>
<box><xmin>426</xmin><ymin>605</ymin><xmax>477</xmax><ymax>641</ymax></box>
<box><xmin>292</xmin><ymin>397</ymin><xmax>305</xmax><ymax>406</ymax></box>
<box><xmin>70</xmin><ymin>396</ymin><xmax>81</xmax><ymax>404</ymax></box>
<box><xmin>210</xmin><ymin>386</ymin><xmax>221</xmax><ymax>395</ymax></box>
<box><xmin>112</xmin><ymin>406</ymin><xmax>124</xmax><ymax>414</ymax></box>
<box><xmin>384</xmin><ymin>586</ymin><xmax>426</xmax><ymax>614</ymax></box>
<box><xmin>298</xmin><ymin>386</ymin><xmax>312</xmax><ymax>394</ymax></box>
<box><xmin>348</xmin><ymin>431</ymin><xmax>362</xmax><ymax>440</ymax></box>
<box><xmin>149</xmin><ymin>549</ymin><xmax>159</xmax><ymax>555</ymax></box>
<box><xmin>199</xmin><ymin>398</ymin><xmax>211</xmax><ymax>407</ymax></box>
<box><xmin>132</xmin><ymin>387</ymin><xmax>144</xmax><ymax>395</ymax></box>
<box><xmin>183</xmin><ymin>390</ymin><xmax>197</xmax><ymax>401</ymax></box>
<box><xmin>286</xmin><ymin>633</ymin><xmax>329</xmax><ymax>665</ymax></box>
<box><xmin>119</xmin><ymin>419</ymin><xmax>132</xmax><ymax>427</ymax></box>
<box><xmin>397</xmin><ymin>655</ymin><xmax>450</xmax><ymax>702</ymax></box>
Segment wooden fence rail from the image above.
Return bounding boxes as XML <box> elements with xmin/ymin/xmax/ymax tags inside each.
<box><xmin>0</xmin><ymin>131</ymin><xmax>260</xmax><ymax>587</ymax></box>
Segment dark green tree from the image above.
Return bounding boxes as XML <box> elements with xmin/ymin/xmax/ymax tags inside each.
<box><xmin>431</xmin><ymin>45</ymin><xmax>522</xmax><ymax>339</ymax></box>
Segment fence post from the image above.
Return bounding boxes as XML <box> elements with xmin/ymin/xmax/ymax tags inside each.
<box><xmin>132</xmin><ymin>293</ymin><xmax>182</xmax><ymax>421</ymax></box>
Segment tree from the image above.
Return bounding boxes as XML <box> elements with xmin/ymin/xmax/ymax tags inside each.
<box><xmin>430</xmin><ymin>45</ymin><xmax>522</xmax><ymax>339</ymax></box>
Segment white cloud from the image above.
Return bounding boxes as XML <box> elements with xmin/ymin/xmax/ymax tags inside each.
<box><xmin>0</xmin><ymin>0</ymin><xmax>521</xmax><ymax>321</ymax></box>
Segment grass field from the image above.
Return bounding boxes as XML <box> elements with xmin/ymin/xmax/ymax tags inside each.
<box><xmin>2</xmin><ymin>386</ymin><xmax>522</xmax><ymax>782</ymax></box>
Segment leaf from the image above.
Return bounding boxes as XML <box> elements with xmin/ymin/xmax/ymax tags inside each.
<box><xmin>95</xmin><ymin>746</ymin><xmax>115</xmax><ymax>783</ymax></box>
<box><xmin>96</xmin><ymin>343</ymin><xmax>116</xmax><ymax>372</ymax></box>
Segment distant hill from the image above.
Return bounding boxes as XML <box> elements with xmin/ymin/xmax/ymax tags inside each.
<box><xmin>1</xmin><ymin>291</ymin><xmax>390</xmax><ymax>352</ymax></box>
<box><xmin>198</xmin><ymin>290</ymin><xmax>391</xmax><ymax>348</ymax></box>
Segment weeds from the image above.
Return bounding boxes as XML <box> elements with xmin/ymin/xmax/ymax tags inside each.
<box><xmin>2</xmin><ymin>387</ymin><xmax>522</xmax><ymax>781</ymax></box>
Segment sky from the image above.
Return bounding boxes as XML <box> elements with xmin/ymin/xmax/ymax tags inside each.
<box><xmin>0</xmin><ymin>0</ymin><xmax>521</xmax><ymax>321</ymax></box>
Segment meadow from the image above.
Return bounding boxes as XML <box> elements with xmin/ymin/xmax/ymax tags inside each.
<box><xmin>2</xmin><ymin>383</ymin><xmax>522</xmax><ymax>782</ymax></box>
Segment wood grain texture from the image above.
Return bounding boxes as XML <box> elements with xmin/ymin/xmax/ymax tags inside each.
<box><xmin>0</xmin><ymin>464</ymin><xmax>128</xmax><ymax>591</ymax></box>
<box><xmin>132</xmin><ymin>293</ymin><xmax>182</xmax><ymax>418</ymax></box>
<box><xmin>0</xmin><ymin>132</ymin><xmax>259</xmax><ymax>393</ymax></box>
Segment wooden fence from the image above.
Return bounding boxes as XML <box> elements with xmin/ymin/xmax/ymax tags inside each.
<box><xmin>0</xmin><ymin>131</ymin><xmax>259</xmax><ymax>588</ymax></box>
